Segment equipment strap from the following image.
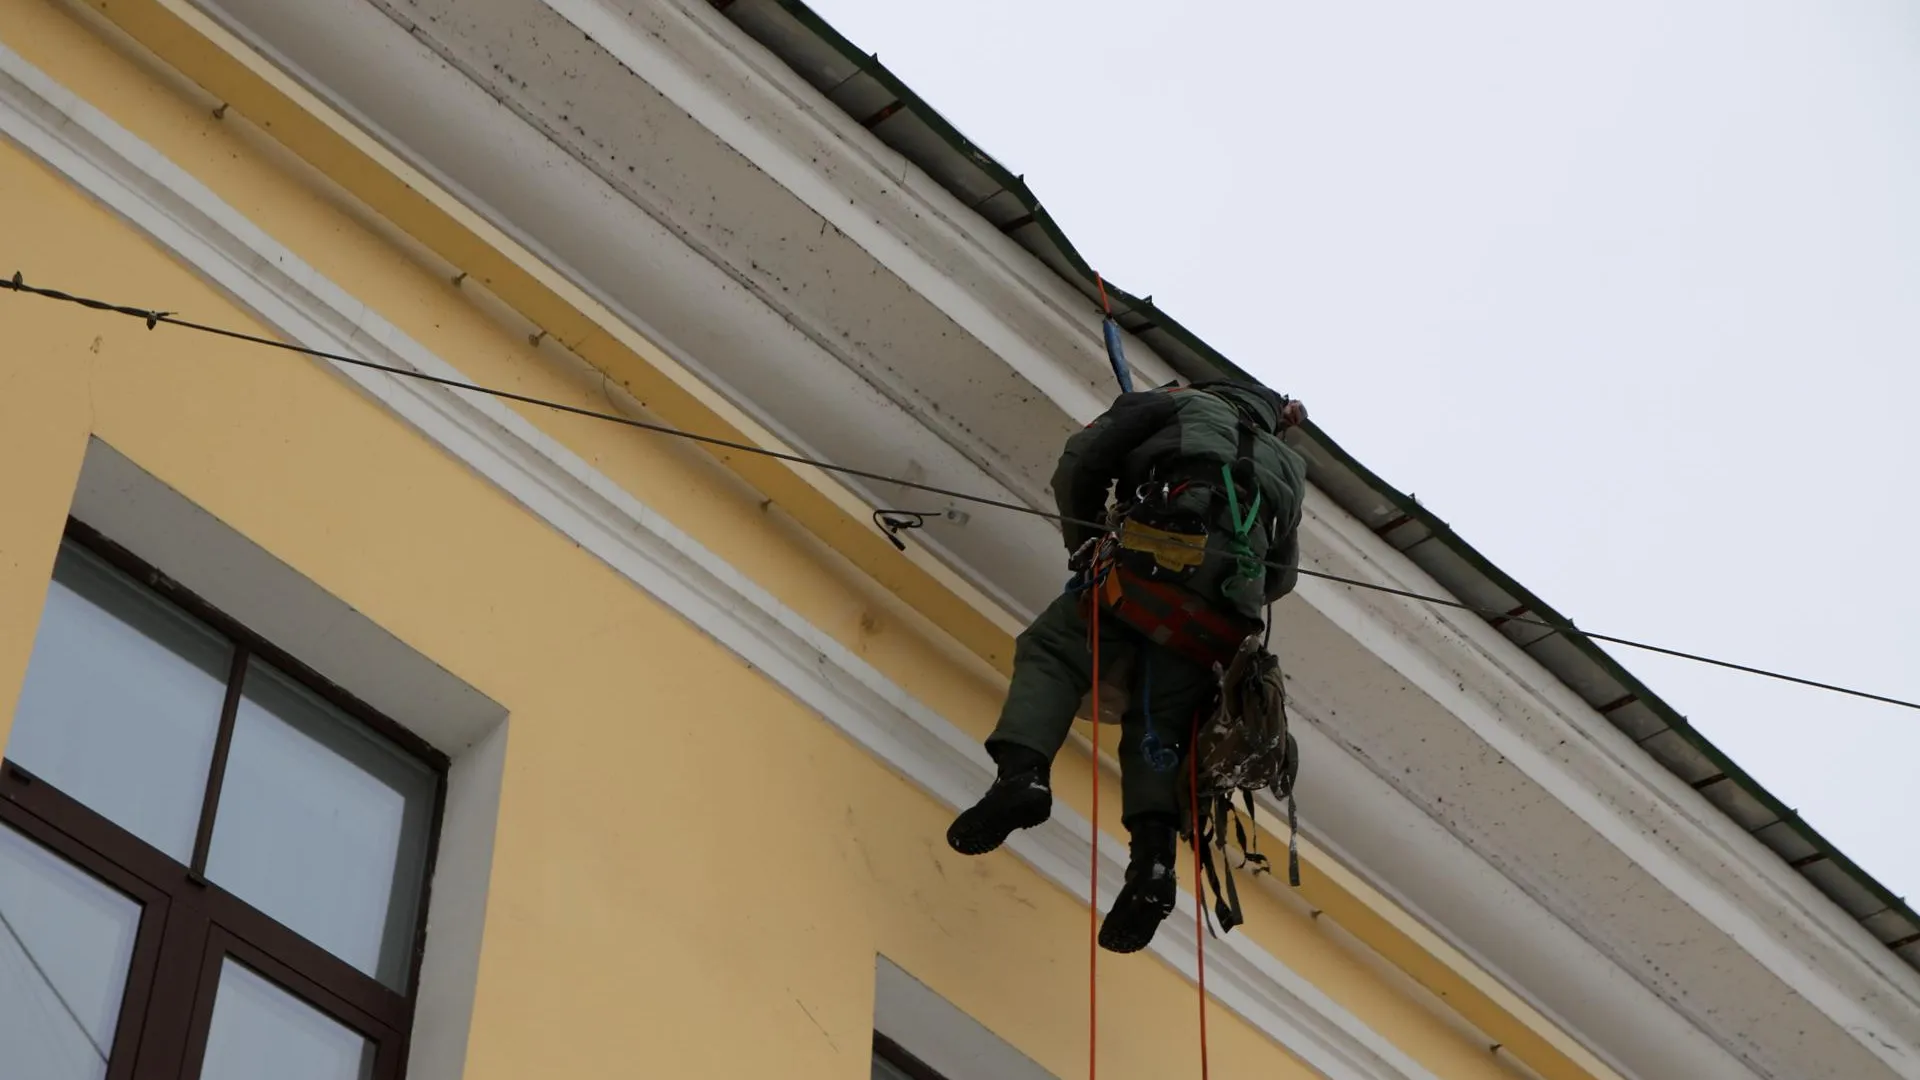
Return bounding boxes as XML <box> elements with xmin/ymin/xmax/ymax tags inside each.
<box><xmin>1097</xmin><ymin>567</ymin><xmax>1261</xmax><ymax>671</ymax></box>
<box><xmin>1287</xmin><ymin>794</ymin><xmax>1301</xmax><ymax>888</ymax></box>
<box><xmin>1206</xmin><ymin>795</ymin><xmax>1247</xmax><ymax>933</ymax></box>
<box><xmin>1221</xmin><ymin>461</ymin><xmax>1262</xmax><ymax>540</ymax></box>
<box><xmin>1235</xmin><ymin>793</ymin><xmax>1270</xmax><ymax>877</ymax></box>
<box><xmin>1221</xmin><ymin>416</ymin><xmax>1267</xmax><ymax>582</ymax></box>
<box><xmin>1196</xmin><ymin>818</ymin><xmax>1227</xmax><ymax>938</ymax></box>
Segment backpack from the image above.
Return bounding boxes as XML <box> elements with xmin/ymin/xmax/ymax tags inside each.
<box><xmin>1177</xmin><ymin>634</ymin><xmax>1302</xmax><ymax>935</ymax></box>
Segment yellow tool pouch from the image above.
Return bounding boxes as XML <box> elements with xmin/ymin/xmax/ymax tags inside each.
<box><xmin>1117</xmin><ymin>518</ymin><xmax>1207</xmax><ymax>578</ymax></box>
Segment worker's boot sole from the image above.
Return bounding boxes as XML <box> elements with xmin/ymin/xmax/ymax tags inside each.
<box><xmin>1098</xmin><ymin>863</ymin><xmax>1177</xmax><ymax>953</ymax></box>
<box><xmin>945</xmin><ymin>774</ymin><xmax>1051</xmax><ymax>855</ymax></box>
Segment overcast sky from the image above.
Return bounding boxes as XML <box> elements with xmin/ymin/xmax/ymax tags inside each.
<box><xmin>802</xmin><ymin>0</ymin><xmax>1920</xmax><ymax>903</ymax></box>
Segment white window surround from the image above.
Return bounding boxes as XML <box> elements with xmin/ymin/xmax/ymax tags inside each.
<box><xmin>873</xmin><ymin>956</ymin><xmax>1054</xmax><ymax>1080</ymax></box>
<box><xmin>0</xmin><ymin>40</ymin><xmax>1439</xmax><ymax>1080</ymax></box>
<box><xmin>62</xmin><ymin>438</ymin><xmax>509</xmax><ymax>1080</ymax></box>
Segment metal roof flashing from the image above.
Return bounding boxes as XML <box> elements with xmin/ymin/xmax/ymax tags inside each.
<box><xmin>704</xmin><ymin>0</ymin><xmax>1920</xmax><ymax>974</ymax></box>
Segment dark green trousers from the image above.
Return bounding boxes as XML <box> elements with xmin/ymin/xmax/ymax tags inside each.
<box><xmin>986</xmin><ymin>590</ymin><xmax>1218</xmax><ymax>825</ymax></box>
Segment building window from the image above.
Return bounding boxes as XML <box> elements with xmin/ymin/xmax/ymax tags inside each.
<box><xmin>1</xmin><ymin>521</ymin><xmax>446</xmax><ymax>1080</ymax></box>
<box><xmin>873</xmin><ymin>1032</ymin><xmax>951</xmax><ymax>1080</ymax></box>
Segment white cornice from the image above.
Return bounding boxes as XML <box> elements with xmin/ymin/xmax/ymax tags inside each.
<box><xmin>546</xmin><ymin>0</ymin><xmax>1174</xmax><ymax>419</ymax></box>
<box><xmin>0</xmin><ymin>41</ymin><xmax>1435</xmax><ymax>1080</ymax></box>
<box><xmin>190</xmin><ymin>0</ymin><xmax>1083</xmax><ymax>622</ymax></box>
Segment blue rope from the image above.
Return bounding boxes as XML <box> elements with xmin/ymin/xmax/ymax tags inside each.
<box><xmin>1138</xmin><ymin>651</ymin><xmax>1180</xmax><ymax>772</ymax></box>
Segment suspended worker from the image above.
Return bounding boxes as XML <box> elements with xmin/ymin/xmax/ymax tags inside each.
<box><xmin>945</xmin><ymin>380</ymin><xmax>1308</xmax><ymax>953</ymax></box>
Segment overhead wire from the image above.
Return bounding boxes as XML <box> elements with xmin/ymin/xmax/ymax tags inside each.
<box><xmin>6</xmin><ymin>270</ymin><xmax>1917</xmax><ymax>715</ymax></box>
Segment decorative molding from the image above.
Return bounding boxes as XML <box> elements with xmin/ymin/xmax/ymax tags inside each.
<box><xmin>0</xmin><ymin>42</ymin><xmax>1435</xmax><ymax>1080</ymax></box>
<box><xmin>188</xmin><ymin>0</ymin><xmax>1105</xmax><ymax>622</ymax></box>
<box><xmin>550</xmin><ymin>0</ymin><xmax>1172</xmax><ymax>417</ymax></box>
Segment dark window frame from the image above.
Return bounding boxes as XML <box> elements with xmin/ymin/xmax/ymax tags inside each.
<box><xmin>0</xmin><ymin>516</ymin><xmax>449</xmax><ymax>1079</ymax></box>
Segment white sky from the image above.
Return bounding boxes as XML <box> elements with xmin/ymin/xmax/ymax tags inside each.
<box><xmin>802</xmin><ymin>0</ymin><xmax>1920</xmax><ymax>903</ymax></box>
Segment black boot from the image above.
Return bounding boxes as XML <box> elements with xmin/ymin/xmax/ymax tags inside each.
<box><xmin>946</xmin><ymin>744</ymin><xmax>1053</xmax><ymax>855</ymax></box>
<box><xmin>1099</xmin><ymin>815</ymin><xmax>1179</xmax><ymax>953</ymax></box>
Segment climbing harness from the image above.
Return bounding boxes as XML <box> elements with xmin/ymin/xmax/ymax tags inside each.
<box><xmin>1067</xmin><ymin>538</ymin><xmax>1174</xmax><ymax>773</ymax></box>
<box><xmin>1220</xmin><ymin>462</ymin><xmax>1263</xmax><ymax>581</ymax></box>
<box><xmin>1095</xmin><ymin>567</ymin><xmax>1264</xmax><ymax>671</ymax></box>
<box><xmin>1113</xmin><ymin>478</ymin><xmax>1209</xmax><ymax>586</ymax></box>
<box><xmin>1116</xmin><ymin>513</ymin><xmax>1209</xmax><ymax>579</ymax></box>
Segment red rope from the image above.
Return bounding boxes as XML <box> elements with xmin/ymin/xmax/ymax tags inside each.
<box><xmin>1087</xmin><ymin>592</ymin><xmax>1101</xmax><ymax>1080</ymax></box>
<box><xmin>1096</xmin><ymin>271</ymin><xmax>1113</xmax><ymax>316</ymax></box>
<box><xmin>1190</xmin><ymin>708</ymin><xmax>1211</xmax><ymax>1078</ymax></box>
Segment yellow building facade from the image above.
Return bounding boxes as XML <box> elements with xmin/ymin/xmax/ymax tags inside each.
<box><xmin>2</xmin><ymin>1</ymin><xmax>1916</xmax><ymax>1078</ymax></box>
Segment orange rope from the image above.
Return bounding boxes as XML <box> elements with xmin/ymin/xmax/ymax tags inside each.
<box><xmin>1087</xmin><ymin>592</ymin><xmax>1101</xmax><ymax>1080</ymax></box>
<box><xmin>1096</xmin><ymin>271</ymin><xmax>1113</xmax><ymax>316</ymax></box>
<box><xmin>1190</xmin><ymin>709</ymin><xmax>1211</xmax><ymax>1078</ymax></box>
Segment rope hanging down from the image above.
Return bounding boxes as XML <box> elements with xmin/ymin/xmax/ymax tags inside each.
<box><xmin>1189</xmin><ymin>706</ymin><xmax>1211</xmax><ymax>1080</ymax></box>
<box><xmin>1086</xmin><ymin>590</ymin><xmax>1103</xmax><ymax>1080</ymax></box>
<box><xmin>1088</xmin><ymin>271</ymin><xmax>1120</xmax><ymax>1080</ymax></box>
<box><xmin>4</xmin><ymin>271</ymin><xmax>1916</xmax><ymax>715</ymax></box>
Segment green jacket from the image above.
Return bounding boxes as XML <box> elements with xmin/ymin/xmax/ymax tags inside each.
<box><xmin>1052</xmin><ymin>383</ymin><xmax>1309</xmax><ymax>619</ymax></box>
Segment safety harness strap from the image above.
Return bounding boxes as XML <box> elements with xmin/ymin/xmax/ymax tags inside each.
<box><xmin>1098</xmin><ymin>568</ymin><xmax>1262</xmax><ymax>671</ymax></box>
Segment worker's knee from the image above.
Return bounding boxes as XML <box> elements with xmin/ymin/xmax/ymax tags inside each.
<box><xmin>1012</xmin><ymin>595</ymin><xmax>1092</xmax><ymax>667</ymax></box>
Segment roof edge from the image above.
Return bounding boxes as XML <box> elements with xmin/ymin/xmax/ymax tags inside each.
<box><xmin>708</xmin><ymin>0</ymin><xmax>1919</xmax><ymax>970</ymax></box>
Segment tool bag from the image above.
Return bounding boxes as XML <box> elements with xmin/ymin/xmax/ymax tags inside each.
<box><xmin>1178</xmin><ymin>634</ymin><xmax>1302</xmax><ymax>935</ymax></box>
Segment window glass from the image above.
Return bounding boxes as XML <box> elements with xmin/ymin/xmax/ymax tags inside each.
<box><xmin>197</xmin><ymin>959</ymin><xmax>375</xmax><ymax>1080</ymax></box>
<box><xmin>206</xmin><ymin>660</ymin><xmax>435</xmax><ymax>989</ymax></box>
<box><xmin>7</xmin><ymin>541</ymin><xmax>232</xmax><ymax>861</ymax></box>
<box><xmin>0</xmin><ymin>819</ymin><xmax>141</xmax><ymax>1080</ymax></box>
